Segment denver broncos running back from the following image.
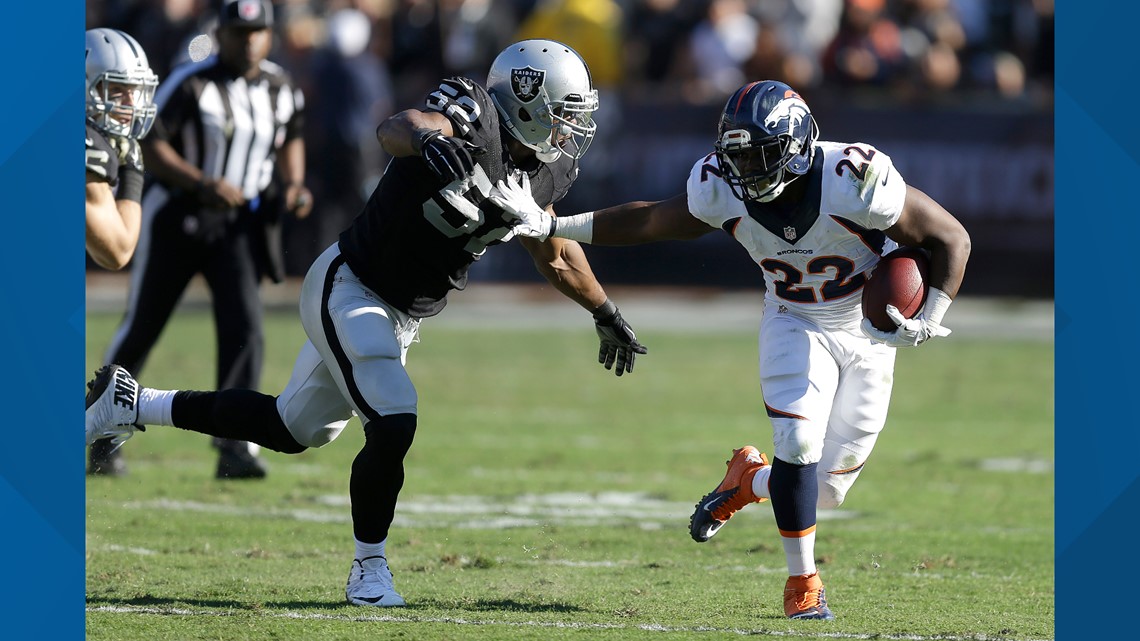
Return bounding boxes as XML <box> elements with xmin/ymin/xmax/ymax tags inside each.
<box><xmin>85</xmin><ymin>39</ymin><xmax>647</xmax><ymax>610</ymax></box>
<box><xmin>491</xmin><ymin>79</ymin><xmax>971</xmax><ymax>620</ymax></box>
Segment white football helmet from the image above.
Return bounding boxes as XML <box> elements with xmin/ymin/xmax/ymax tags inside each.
<box><xmin>85</xmin><ymin>28</ymin><xmax>158</xmax><ymax>139</ymax></box>
<box><xmin>486</xmin><ymin>39</ymin><xmax>598</xmax><ymax>163</ymax></box>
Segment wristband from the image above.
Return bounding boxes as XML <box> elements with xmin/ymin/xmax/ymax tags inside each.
<box><xmin>923</xmin><ymin>287</ymin><xmax>953</xmax><ymax>325</ymax></box>
<box><xmin>553</xmin><ymin>211</ymin><xmax>594</xmax><ymax>243</ymax></box>
<box><xmin>117</xmin><ymin>166</ymin><xmax>144</xmax><ymax>203</ymax></box>
<box><xmin>591</xmin><ymin>298</ymin><xmax>618</xmax><ymax>321</ymax></box>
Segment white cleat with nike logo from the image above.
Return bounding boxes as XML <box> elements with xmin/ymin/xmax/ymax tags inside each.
<box><xmin>85</xmin><ymin>364</ymin><xmax>144</xmax><ymax>448</ymax></box>
<box><xmin>346</xmin><ymin>556</ymin><xmax>406</xmax><ymax>607</ymax></box>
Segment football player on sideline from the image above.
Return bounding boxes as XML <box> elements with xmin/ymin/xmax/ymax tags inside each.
<box><xmin>492</xmin><ymin>80</ymin><xmax>971</xmax><ymax>619</ymax></box>
<box><xmin>85</xmin><ymin>28</ymin><xmax>158</xmax><ymax>270</ymax></box>
<box><xmin>85</xmin><ymin>40</ymin><xmax>646</xmax><ymax>607</ymax></box>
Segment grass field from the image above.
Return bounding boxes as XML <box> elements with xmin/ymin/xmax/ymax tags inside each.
<box><xmin>85</xmin><ymin>304</ymin><xmax>1054</xmax><ymax>640</ymax></box>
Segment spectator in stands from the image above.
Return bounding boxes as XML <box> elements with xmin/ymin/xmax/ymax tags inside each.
<box><xmin>440</xmin><ymin>0</ymin><xmax>519</xmax><ymax>79</ymax></box>
<box><xmin>749</xmin><ymin>0</ymin><xmax>843</xmax><ymax>89</ymax></box>
<box><xmin>821</xmin><ymin>0</ymin><xmax>906</xmax><ymax>88</ymax></box>
<box><xmin>684</xmin><ymin>0</ymin><xmax>759</xmax><ymax>102</ymax></box>
<box><xmin>119</xmin><ymin>0</ymin><xmax>213</xmax><ymax>80</ymax></box>
<box><xmin>385</xmin><ymin>0</ymin><xmax>446</xmax><ymax>108</ymax></box>
<box><xmin>299</xmin><ymin>7</ymin><xmax>395</xmax><ymax>270</ymax></box>
<box><xmin>625</xmin><ymin>0</ymin><xmax>706</xmax><ymax>87</ymax></box>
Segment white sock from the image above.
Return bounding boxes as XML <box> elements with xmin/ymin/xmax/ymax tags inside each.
<box><xmin>751</xmin><ymin>465</ymin><xmax>773</xmax><ymax>499</ymax></box>
<box><xmin>782</xmin><ymin>530</ymin><xmax>817</xmax><ymax>577</ymax></box>
<box><xmin>355</xmin><ymin>537</ymin><xmax>387</xmax><ymax>561</ymax></box>
<box><xmin>137</xmin><ymin>388</ymin><xmax>177</xmax><ymax>426</ymax></box>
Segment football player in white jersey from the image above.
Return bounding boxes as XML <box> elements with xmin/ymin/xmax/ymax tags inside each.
<box><xmin>491</xmin><ymin>80</ymin><xmax>971</xmax><ymax>620</ymax></box>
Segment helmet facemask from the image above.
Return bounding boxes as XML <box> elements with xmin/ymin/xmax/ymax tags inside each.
<box><xmin>494</xmin><ymin>84</ymin><xmax>598</xmax><ymax>163</ymax></box>
<box><xmin>87</xmin><ymin>71</ymin><xmax>158</xmax><ymax>139</ymax></box>
<box><xmin>716</xmin><ymin>118</ymin><xmax>816</xmax><ymax>203</ymax></box>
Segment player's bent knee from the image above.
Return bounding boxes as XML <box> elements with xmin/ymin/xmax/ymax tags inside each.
<box><xmin>771</xmin><ymin>421</ymin><xmax>824</xmax><ymax>466</ymax></box>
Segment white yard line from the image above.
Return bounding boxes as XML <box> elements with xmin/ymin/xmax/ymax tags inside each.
<box><xmin>110</xmin><ymin>493</ymin><xmax>858</xmax><ymax>530</ymax></box>
<box><xmin>86</xmin><ymin>604</ymin><xmax>1052</xmax><ymax>641</ymax></box>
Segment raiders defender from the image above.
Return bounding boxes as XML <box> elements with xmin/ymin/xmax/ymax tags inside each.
<box><xmin>85</xmin><ymin>28</ymin><xmax>157</xmax><ymax>271</ymax></box>
<box><xmin>84</xmin><ymin>40</ymin><xmax>646</xmax><ymax>607</ymax></box>
<box><xmin>492</xmin><ymin>80</ymin><xmax>971</xmax><ymax>620</ymax></box>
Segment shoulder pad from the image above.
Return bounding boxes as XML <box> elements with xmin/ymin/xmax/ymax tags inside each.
<box><xmin>425</xmin><ymin>77</ymin><xmax>495</xmax><ymax>142</ymax></box>
<box><xmin>685</xmin><ymin>153</ymin><xmax>741</xmax><ymax>228</ymax></box>
<box><xmin>819</xmin><ymin>141</ymin><xmax>906</xmax><ymax>229</ymax></box>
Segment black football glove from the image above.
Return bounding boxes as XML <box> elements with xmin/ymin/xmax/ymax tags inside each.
<box><xmin>415</xmin><ymin>129</ymin><xmax>475</xmax><ymax>184</ymax></box>
<box><xmin>592</xmin><ymin>300</ymin><xmax>648</xmax><ymax>377</ymax></box>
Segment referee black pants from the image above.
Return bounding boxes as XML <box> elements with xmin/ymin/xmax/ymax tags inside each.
<box><xmin>104</xmin><ymin>201</ymin><xmax>265</xmax><ymax>415</ymax></box>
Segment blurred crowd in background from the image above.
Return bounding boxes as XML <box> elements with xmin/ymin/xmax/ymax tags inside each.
<box><xmin>89</xmin><ymin>0</ymin><xmax>1054</xmax><ymax>110</ymax></box>
<box><xmin>87</xmin><ymin>0</ymin><xmax>1054</xmax><ymax>290</ymax></box>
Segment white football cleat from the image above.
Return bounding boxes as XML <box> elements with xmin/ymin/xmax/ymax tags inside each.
<box><xmin>85</xmin><ymin>365</ymin><xmax>143</xmax><ymax>448</ymax></box>
<box><xmin>346</xmin><ymin>556</ymin><xmax>406</xmax><ymax>607</ymax></box>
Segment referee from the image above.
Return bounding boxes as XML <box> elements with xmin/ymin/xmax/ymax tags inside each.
<box><xmin>91</xmin><ymin>0</ymin><xmax>312</xmax><ymax>478</ymax></box>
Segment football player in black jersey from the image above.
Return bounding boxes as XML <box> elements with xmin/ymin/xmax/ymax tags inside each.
<box><xmin>86</xmin><ymin>39</ymin><xmax>646</xmax><ymax>607</ymax></box>
<box><xmin>85</xmin><ymin>28</ymin><xmax>157</xmax><ymax>271</ymax></box>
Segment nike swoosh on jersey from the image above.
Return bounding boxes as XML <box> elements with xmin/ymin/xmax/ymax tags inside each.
<box><xmin>881</xmin><ymin>168</ymin><xmax>890</xmax><ymax>186</ymax></box>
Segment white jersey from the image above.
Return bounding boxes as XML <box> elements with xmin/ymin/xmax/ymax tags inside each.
<box><xmin>685</xmin><ymin>140</ymin><xmax>907</xmax><ymax>331</ymax></box>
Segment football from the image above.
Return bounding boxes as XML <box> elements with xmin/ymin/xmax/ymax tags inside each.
<box><xmin>861</xmin><ymin>247</ymin><xmax>930</xmax><ymax>332</ymax></box>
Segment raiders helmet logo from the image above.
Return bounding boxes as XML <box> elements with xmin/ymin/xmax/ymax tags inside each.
<box><xmin>511</xmin><ymin>67</ymin><xmax>546</xmax><ymax>102</ymax></box>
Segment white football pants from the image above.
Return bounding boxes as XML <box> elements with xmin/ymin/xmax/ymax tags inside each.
<box><xmin>758</xmin><ymin>301</ymin><xmax>896</xmax><ymax>508</ymax></box>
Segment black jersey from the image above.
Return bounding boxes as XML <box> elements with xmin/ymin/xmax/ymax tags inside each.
<box><xmin>338</xmin><ymin>77</ymin><xmax>579</xmax><ymax>318</ymax></box>
<box><xmin>85</xmin><ymin>123</ymin><xmax>120</xmax><ymax>185</ymax></box>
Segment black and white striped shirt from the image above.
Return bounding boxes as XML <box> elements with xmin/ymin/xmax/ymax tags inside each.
<box><xmin>148</xmin><ymin>54</ymin><xmax>304</xmax><ymax>202</ymax></box>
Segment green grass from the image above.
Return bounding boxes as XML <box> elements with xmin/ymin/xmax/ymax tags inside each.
<box><xmin>86</xmin><ymin>309</ymin><xmax>1054</xmax><ymax>640</ymax></box>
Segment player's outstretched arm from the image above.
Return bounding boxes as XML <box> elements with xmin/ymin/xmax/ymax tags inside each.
<box><xmin>587</xmin><ymin>194</ymin><xmax>715</xmax><ymax>245</ymax></box>
<box><xmin>492</xmin><ymin>184</ymin><xmax>713</xmax><ymax>245</ymax></box>
<box><xmin>519</xmin><ymin>234</ymin><xmax>647</xmax><ymax>376</ymax></box>
<box><xmin>863</xmin><ymin>186</ymin><xmax>972</xmax><ymax>348</ymax></box>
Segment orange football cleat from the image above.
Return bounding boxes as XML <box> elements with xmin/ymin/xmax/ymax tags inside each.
<box><xmin>783</xmin><ymin>572</ymin><xmax>835</xmax><ymax>620</ymax></box>
<box><xmin>689</xmin><ymin>446</ymin><xmax>769</xmax><ymax>542</ymax></box>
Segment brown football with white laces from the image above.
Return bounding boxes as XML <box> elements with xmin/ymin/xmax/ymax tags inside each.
<box><xmin>862</xmin><ymin>247</ymin><xmax>930</xmax><ymax>332</ymax></box>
